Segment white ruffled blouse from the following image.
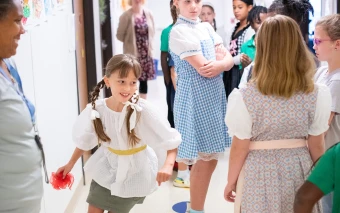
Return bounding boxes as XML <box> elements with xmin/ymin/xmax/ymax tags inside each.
<box><xmin>73</xmin><ymin>99</ymin><xmax>181</xmax><ymax>198</ymax></box>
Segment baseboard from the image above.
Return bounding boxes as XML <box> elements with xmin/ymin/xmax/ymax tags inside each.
<box><xmin>64</xmin><ymin>177</ymin><xmax>88</xmax><ymax>213</ymax></box>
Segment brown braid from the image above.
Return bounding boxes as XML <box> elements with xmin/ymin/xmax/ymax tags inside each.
<box><xmin>126</xmin><ymin>93</ymin><xmax>141</xmax><ymax>147</ymax></box>
<box><xmin>90</xmin><ymin>79</ymin><xmax>110</xmax><ymax>143</ymax></box>
<box><xmin>170</xmin><ymin>0</ymin><xmax>178</xmax><ymax>25</ymax></box>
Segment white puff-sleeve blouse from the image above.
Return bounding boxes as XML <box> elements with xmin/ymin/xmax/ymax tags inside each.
<box><xmin>72</xmin><ymin>98</ymin><xmax>181</xmax><ymax>198</ymax></box>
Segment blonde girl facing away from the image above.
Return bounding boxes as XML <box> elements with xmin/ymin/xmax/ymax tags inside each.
<box><xmin>224</xmin><ymin>15</ymin><xmax>331</xmax><ymax>213</ymax></box>
<box><xmin>56</xmin><ymin>54</ymin><xmax>181</xmax><ymax>213</ymax></box>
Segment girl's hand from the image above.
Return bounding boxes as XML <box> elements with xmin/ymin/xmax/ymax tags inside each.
<box><xmin>215</xmin><ymin>44</ymin><xmax>227</xmax><ymax>61</ymax></box>
<box><xmin>156</xmin><ymin>164</ymin><xmax>173</xmax><ymax>186</ymax></box>
<box><xmin>224</xmin><ymin>183</ymin><xmax>237</xmax><ymax>202</ymax></box>
<box><xmin>240</xmin><ymin>54</ymin><xmax>252</xmax><ymax>68</ymax></box>
<box><xmin>199</xmin><ymin>61</ymin><xmax>224</xmax><ymax>78</ymax></box>
<box><xmin>56</xmin><ymin>163</ymin><xmax>74</xmax><ymax>179</ymax></box>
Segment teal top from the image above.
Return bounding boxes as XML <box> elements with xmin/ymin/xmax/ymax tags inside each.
<box><xmin>308</xmin><ymin>143</ymin><xmax>340</xmax><ymax>213</ymax></box>
<box><xmin>160</xmin><ymin>24</ymin><xmax>173</xmax><ymax>52</ymax></box>
<box><xmin>240</xmin><ymin>34</ymin><xmax>256</xmax><ymax>70</ymax></box>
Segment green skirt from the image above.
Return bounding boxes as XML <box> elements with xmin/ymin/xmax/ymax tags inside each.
<box><xmin>86</xmin><ymin>180</ymin><xmax>146</xmax><ymax>213</ymax></box>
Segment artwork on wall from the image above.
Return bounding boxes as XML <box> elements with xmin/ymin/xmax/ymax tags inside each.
<box><xmin>21</xmin><ymin>0</ymin><xmax>62</xmax><ymax>27</ymax></box>
<box><xmin>21</xmin><ymin>0</ymin><xmax>47</xmax><ymax>27</ymax></box>
<box><xmin>32</xmin><ymin>0</ymin><xmax>46</xmax><ymax>20</ymax></box>
<box><xmin>22</xmin><ymin>0</ymin><xmax>32</xmax><ymax>25</ymax></box>
<box><xmin>44</xmin><ymin>0</ymin><xmax>53</xmax><ymax>16</ymax></box>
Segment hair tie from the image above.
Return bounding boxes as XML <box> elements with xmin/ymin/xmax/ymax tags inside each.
<box><xmin>91</xmin><ymin>109</ymin><xmax>100</xmax><ymax>120</ymax></box>
<box><xmin>118</xmin><ymin>101</ymin><xmax>142</xmax><ymax>133</ymax></box>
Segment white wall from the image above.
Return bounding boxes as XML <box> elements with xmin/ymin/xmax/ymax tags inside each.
<box><xmin>13</xmin><ymin>1</ymin><xmax>81</xmax><ymax>212</ymax></box>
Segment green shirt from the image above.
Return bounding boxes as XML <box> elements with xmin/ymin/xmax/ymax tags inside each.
<box><xmin>308</xmin><ymin>143</ymin><xmax>340</xmax><ymax>213</ymax></box>
<box><xmin>160</xmin><ymin>24</ymin><xmax>173</xmax><ymax>52</ymax></box>
<box><xmin>239</xmin><ymin>34</ymin><xmax>256</xmax><ymax>69</ymax></box>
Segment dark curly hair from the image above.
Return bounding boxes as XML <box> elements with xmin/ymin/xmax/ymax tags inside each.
<box><xmin>247</xmin><ymin>6</ymin><xmax>268</xmax><ymax>26</ymax></box>
<box><xmin>268</xmin><ymin>0</ymin><xmax>314</xmax><ymax>25</ymax></box>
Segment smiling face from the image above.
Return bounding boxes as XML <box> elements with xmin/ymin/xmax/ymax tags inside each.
<box><xmin>174</xmin><ymin>0</ymin><xmax>202</xmax><ymax>20</ymax></box>
<box><xmin>0</xmin><ymin>0</ymin><xmax>25</xmax><ymax>59</ymax></box>
<box><xmin>200</xmin><ymin>5</ymin><xmax>215</xmax><ymax>25</ymax></box>
<box><xmin>313</xmin><ymin>26</ymin><xmax>338</xmax><ymax>61</ymax></box>
<box><xmin>104</xmin><ymin>69</ymin><xmax>138</xmax><ymax>103</ymax></box>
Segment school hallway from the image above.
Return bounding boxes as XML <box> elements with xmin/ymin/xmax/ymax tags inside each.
<box><xmin>68</xmin><ymin>76</ymin><xmax>234</xmax><ymax>213</ymax></box>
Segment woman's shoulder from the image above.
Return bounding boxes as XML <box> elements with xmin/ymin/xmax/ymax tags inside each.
<box><xmin>143</xmin><ymin>7</ymin><xmax>153</xmax><ymax>15</ymax></box>
<box><xmin>0</xmin><ymin>76</ymin><xmax>9</xmax><ymax>96</ymax></box>
<box><xmin>121</xmin><ymin>8</ymin><xmax>133</xmax><ymax>18</ymax></box>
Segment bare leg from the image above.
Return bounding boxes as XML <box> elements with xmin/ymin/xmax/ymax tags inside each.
<box><xmin>190</xmin><ymin>160</ymin><xmax>218</xmax><ymax>211</ymax></box>
<box><xmin>170</xmin><ymin>67</ymin><xmax>177</xmax><ymax>91</ymax></box>
<box><xmin>139</xmin><ymin>93</ymin><xmax>147</xmax><ymax>99</ymax></box>
<box><xmin>178</xmin><ymin>162</ymin><xmax>187</xmax><ymax>171</ymax></box>
<box><xmin>88</xmin><ymin>205</ymin><xmax>104</xmax><ymax>213</ymax></box>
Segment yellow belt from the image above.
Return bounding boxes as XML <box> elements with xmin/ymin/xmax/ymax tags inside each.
<box><xmin>107</xmin><ymin>145</ymin><xmax>147</xmax><ymax>156</ymax></box>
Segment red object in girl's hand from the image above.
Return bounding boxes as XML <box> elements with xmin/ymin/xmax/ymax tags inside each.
<box><xmin>50</xmin><ymin>172</ymin><xmax>74</xmax><ymax>190</ymax></box>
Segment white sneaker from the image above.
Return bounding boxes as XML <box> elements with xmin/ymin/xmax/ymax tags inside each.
<box><xmin>173</xmin><ymin>177</ymin><xmax>190</xmax><ymax>188</ymax></box>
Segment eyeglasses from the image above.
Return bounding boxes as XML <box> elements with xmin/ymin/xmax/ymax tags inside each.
<box><xmin>313</xmin><ymin>38</ymin><xmax>332</xmax><ymax>45</ymax></box>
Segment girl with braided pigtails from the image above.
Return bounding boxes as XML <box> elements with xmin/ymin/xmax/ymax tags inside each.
<box><xmin>56</xmin><ymin>54</ymin><xmax>181</xmax><ymax>213</ymax></box>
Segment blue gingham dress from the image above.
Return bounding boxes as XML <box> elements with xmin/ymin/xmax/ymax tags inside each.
<box><xmin>169</xmin><ymin>15</ymin><xmax>231</xmax><ymax>164</ymax></box>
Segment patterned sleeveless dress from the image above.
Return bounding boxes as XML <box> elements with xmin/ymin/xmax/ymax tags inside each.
<box><xmin>237</xmin><ymin>83</ymin><xmax>322</xmax><ymax>213</ymax></box>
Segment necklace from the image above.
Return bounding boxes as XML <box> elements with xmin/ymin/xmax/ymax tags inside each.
<box><xmin>1</xmin><ymin>59</ymin><xmax>16</xmax><ymax>84</ymax></box>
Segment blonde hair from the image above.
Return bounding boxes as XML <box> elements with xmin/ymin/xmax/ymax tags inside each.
<box><xmin>252</xmin><ymin>15</ymin><xmax>315</xmax><ymax>98</ymax></box>
<box><xmin>128</xmin><ymin>0</ymin><xmax>146</xmax><ymax>6</ymax></box>
<box><xmin>316</xmin><ymin>14</ymin><xmax>340</xmax><ymax>41</ymax></box>
<box><xmin>90</xmin><ymin>54</ymin><xmax>142</xmax><ymax>147</ymax></box>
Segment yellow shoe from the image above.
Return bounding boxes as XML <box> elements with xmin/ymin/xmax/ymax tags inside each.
<box><xmin>173</xmin><ymin>177</ymin><xmax>190</xmax><ymax>188</ymax></box>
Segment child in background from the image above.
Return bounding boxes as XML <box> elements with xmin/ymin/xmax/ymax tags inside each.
<box><xmin>160</xmin><ymin>0</ymin><xmax>190</xmax><ymax>188</ymax></box>
<box><xmin>313</xmin><ymin>14</ymin><xmax>340</xmax><ymax>213</ymax></box>
<box><xmin>268</xmin><ymin>0</ymin><xmax>314</xmax><ymax>43</ymax></box>
<box><xmin>223</xmin><ymin>0</ymin><xmax>254</xmax><ymax>98</ymax></box>
<box><xmin>239</xmin><ymin>6</ymin><xmax>267</xmax><ymax>70</ymax></box>
<box><xmin>56</xmin><ymin>54</ymin><xmax>181</xmax><ymax>213</ymax></box>
<box><xmin>170</xmin><ymin>0</ymin><xmax>234</xmax><ymax>212</ymax></box>
<box><xmin>200</xmin><ymin>2</ymin><xmax>226</xmax><ymax>46</ymax></box>
<box><xmin>239</xmin><ymin>0</ymin><xmax>315</xmax><ymax>89</ymax></box>
<box><xmin>160</xmin><ymin>0</ymin><xmax>177</xmax><ymax>128</ymax></box>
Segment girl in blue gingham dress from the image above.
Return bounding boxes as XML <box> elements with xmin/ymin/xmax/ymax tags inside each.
<box><xmin>169</xmin><ymin>15</ymin><xmax>233</xmax><ymax>165</ymax></box>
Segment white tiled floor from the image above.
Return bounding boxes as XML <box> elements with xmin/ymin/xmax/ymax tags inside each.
<box><xmin>72</xmin><ymin>76</ymin><xmax>234</xmax><ymax>213</ymax></box>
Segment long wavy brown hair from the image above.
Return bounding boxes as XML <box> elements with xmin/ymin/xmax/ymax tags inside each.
<box><xmin>90</xmin><ymin>54</ymin><xmax>142</xmax><ymax>147</ymax></box>
<box><xmin>252</xmin><ymin>15</ymin><xmax>315</xmax><ymax>98</ymax></box>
